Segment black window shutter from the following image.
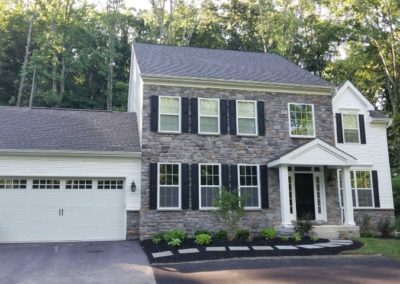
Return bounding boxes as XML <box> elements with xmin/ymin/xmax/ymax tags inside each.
<box><xmin>191</xmin><ymin>164</ymin><xmax>199</xmax><ymax>209</ymax></box>
<box><xmin>359</xmin><ymin>114</ymin><xmax>366</xmax><ymax>144</ymax></box>
<box><xmin>150</xmin><ymin>96</ymin><xmax>159</xmax><ymax>132</ymax></box>
<box><xmin>336</xmin><ymin>113</ymin><xmax>344</xmax><ymax>143</ymax></box>
<box><xmin>220</xmin><ymin>99</ymin><xmax>228</xmax><ymax>134</ymax></box>
<box><xmin>181</xmin><ymin>97</ymin><xmax>189</xmax><ymax>133</ymax></box>
<box><xmin>230</xmin><ymin>164</ymin><xmax>238</xmax><ymax>192</ymax></box>
<box><xmin>260</xmin><ymin>165</ymin><xmax>269</xmax><ymax>209</ymax></box>
<box><xmin>181</xmin><ymin>163</ymin><xmax>189</xmax><ymax>209</ymax></box>
<box><xmin>257</xmin><ymin>101</ymin><xmax>265</xmax><ymax>136</ymax></box>
<box><xmin>190</xmin><ymin>98</ymin><xmax>198</xmax><ymax>134</ymax></box>
<box><xmin>221</xmin><ymin>164</ymin><xmax>229</xmax><ymax>190</ymax></box>
<box><xmin>149</xmin><ymin>163</ymin><xmax>158</xmax><ymax>209</ymax></box>
<box><xmin>229</xmin><ymin>100</ymin><xmax>237</xmax><ymax>135</ymax></box>
<box><xmin>372</xmin><ymin>170</ymin><xmax>380</xmax><ymax>208</ymax></box>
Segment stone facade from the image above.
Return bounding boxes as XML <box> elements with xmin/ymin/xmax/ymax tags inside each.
<box><xmin>134</xmin><ymin>84</ymin><xmax>339</xmax><ymax>240</ymax></box>
<box><xmin>126</xmin><ymin>211</ymin><xmax>140</xmax><ymax>240</ymax></box>
<box><xmin>354</xmin><ymin>209</ymin><xmax>396</xmax><ymax>235</ymax></box>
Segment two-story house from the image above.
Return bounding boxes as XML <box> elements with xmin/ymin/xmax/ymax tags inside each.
<box><xmin>0</xmin><ymin>43</ymin><xmax>394</xmax><ymax>243</ymax></box>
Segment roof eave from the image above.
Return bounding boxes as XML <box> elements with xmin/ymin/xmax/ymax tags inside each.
<box><xmin>0</xmin><ymin>149</ymin><xmax>142</xmax><ymax>158</ymax></box>
<box><xmin>140</xmin><ymin>74</ymin><xmax>334</xmax><ymax>96</ymax></box>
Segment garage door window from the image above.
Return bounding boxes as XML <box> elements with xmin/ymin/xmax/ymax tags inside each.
<box><xmin>32</xmin><ymin>179</ymin><xmax>60</xmax><ymax>189</ymax></box>
<box><xmin>66</xmin><ymin>180</ymin><xmax>92</xmax><ymax>189</ymax></box>
<box><xmin>98</xmin><ymin>180</ymin><xmax>124</xmax><ymax>189</ymax></box>
<box><xmin>0</xmin><ymin>179</ymin><xmax>27</xmax><ymax>189</ymax></box>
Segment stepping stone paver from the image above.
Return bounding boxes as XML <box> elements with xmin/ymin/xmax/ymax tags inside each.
<box><xmin>206</xmin><ymin>246</ymin><xmax>226</xmax><ymax>252</ymax></box>
<box><xmin>252</xmin><ymin>246</ymin><xmax>274</xmax><ymax>251</ymax></box>
<box><xmin>152</xmin><ymin>251</ymin><xmax>173</xmax><ymax>258</ymax></box>
<box><xmin>330</xmin><ymin>240</ymin><xmax>353</xmax><ymax>246</ymax></box>
<box><xmin>178</xmin><ymin>248</ymin><xmax>200</xmax><ymax>254</ymax></box>
<box><xmin>296</xmin><ymin>244</ymin><xmax>322</xmax><ymax>249</ymax></box>
<box><xmin>229</xmin><ymin>246</ymin><xmax>250</xmax><ymax>251</ymax></box>
<box><xmin>314</xmin><ymin>243</ymin><xmax>342</xmax><ymax>248</ymax></box>
<box><xmin>275</xmin><ymin>245</ymin><xmax>298</xmax><ymax>250</ymax></box>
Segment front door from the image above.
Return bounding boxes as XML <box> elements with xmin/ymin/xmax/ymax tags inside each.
<box><xmin>295</xmin><ymin>173</ymin><xmax>315</xmax><ymax>220</ymax></box>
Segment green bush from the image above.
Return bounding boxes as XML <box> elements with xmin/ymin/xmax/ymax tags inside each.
<box><xmin>280</xmin><ymin>235</ymin><xmax>289</xmax><ymax>241</ymax></box>
<box><xmin>195</xmin><ymin>233</ymin><xmax>212</xmax><ymax>245</ymax></box>
<box><xmin>163</xmin><ymin>229</ymin><xmax>187</xmax><ymax>243</ymax></box>
<box><xmin>152</xmin><ymin>233</ymin><xmax>163</xmax><ymax>245</ymax></box>
<box><xmin>393</xmin><ymin>176</ymin><xmax>400</xmax><ymax>216</ymax></box>
<box><xmin>360</xmin><ymin>231</ymin><xmax>376</xmax><ymax>238</ymax></box>
<box><xmin>291</xmin><ymin>232</ymin><xmax>302</xmax><ymax>242</ymax></box>
<box><xmin>236</xmin><ymin>229</ymin><xmax>250</xmax><ymax>240</ymax></box>
<box><xmin>168</xmin><ymin>238</ymin><xmax>182</xmax><ymax>247</ymax></box>
<box><xmin>194</xmin><ymin>229</ymin><xmax>212</xmax><ymax>237</ymax></box>
<box><xmin>377</xmin><ymin>218</ymin><xmax>395</xmax><ymax>238</ymax></box>
<box><xmin>310</xmin><ymin>236</ymin><xmax>319</xmax><ymax>242</ymax></box>
<box><xmin>295</xmin><ymin>219</ymin><xmax>312</xmax><ymax>236</ymax></box>
<box><xmin>259</xmin><ymin>228</ymin><xmax>277</xmax><ymax>239</ymax></box>
<box><xmin>215</xmin><ymin>229</ymin><xmax>228</xmax><ymax>240</ymax></box>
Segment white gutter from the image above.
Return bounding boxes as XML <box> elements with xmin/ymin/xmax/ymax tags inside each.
<box><xmin>0</xmin><ymin>149</ymin><xmax>141</xmax><ymax>158</ymax></box>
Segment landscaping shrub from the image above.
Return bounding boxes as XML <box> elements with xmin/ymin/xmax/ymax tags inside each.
<box><xmin>377</xmin><ymin>218</ymin><xmax>395</xmax><ymax>238</ymax></box>
<box><xmin>163</xmin><ymin>229</ymin><xmax>187</xmax><ymax>243</ymax></box>
<box><xmin>280</xmin><ymin>235</ymin><xmax>289</xmax><ymax>241</ymax></box>
<box><xmin>195</xmin><ymin>233</ymin><xmax>212</xmax><ymax>245</ymax></box>
<box><xmin>359</xmin><ymin>214</ymin><xmax>372</xmax><ymax>236</ymax></box>
<box><xmin>152</xmin><ymin>233</ymin><xmax>163</xmax><ymax>244</ymax></box>
<box><xmin>259</xmin><ymin>228</ymin><xmax>277</xmax><ymax>239</ymax></box>
<box><xmin>236</xmin><ymin>229</ymin><xmax>250</xmax><ymax>240</ymax></box>
<box><xmin>167</xmin><ymin>238</ymin><xmax>182</xmax><ymax>247</ymax></box>
<box><xmin>214</xmin><ymin>188</ymin><xmax>246</xmax><ymax>241</ymax></box>
<box><xmin>311</xmin><ymin>236</ymin><xmax>319</xmax><ymax>241</ymax></box>
<box><xmin>295</xmin><ymin>219</ymin><xmax>312</xmax><ymax>236</ymax></box>
<box><xmin>215</xmin><ymin>229</ymin><xmax>228</xmax><ymax>240</ymax></box>
<box><xmin>292</xmin><ymin>232</ymin><xmax>302</xmax><ymax>242</ymax></box>
<box><xmin>194</xmin><ymin>229</ymin><xmax>212</xmax><ymax>237</ymax></box>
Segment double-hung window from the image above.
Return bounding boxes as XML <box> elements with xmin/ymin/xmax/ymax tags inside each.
<box><xmin>158</xmin><ymin>163</ymin><xmax>180</xmax><ymax>209</ymax></box>
<box><xmin>238</xmin><ymin>165</ymin><xmax>260</xmax><ymax>209</ymax></box>
<box><xmin>342</xmin><ymin>114</ymin><xmax>359</xmax><ymax>143</ymax></box>
<box><xmin>159</xmin><ymin>96</ymin><xmax>181</xmax><ymax>132</ymax></box>
<box><xmin>338</xmin><ymin>170</ymin><xmax>374</xmax><ymax>208</ymax></box>
<box><xmin>199</xmin><ymin>164</ymin><xmax>221</xmax><ymax>209</ymax></box>
<box><xmin>288</xmin><ymin>103</ymin><xmax>315</xmax><ymax>137</ymax></box>
<box><xmin>198</xmin><ymin>98</ymin><xmax>219</xmax><ymax>134</ymax></box>
<box><xmin>237</xmin><ymin>100</ymin><xmax>257</xmax><ymax>135</ymax></box>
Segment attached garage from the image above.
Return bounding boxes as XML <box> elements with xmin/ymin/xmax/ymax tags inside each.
<box><xmin>0</xmin><ymin>107</ymin><xmax>141</xmax><ymax>243</ymax></box>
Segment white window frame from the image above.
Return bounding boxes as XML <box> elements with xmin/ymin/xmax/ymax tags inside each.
<box><xmin>288</xmin><ymin>103</ymin><xmax>316</xmax><ymax>138</ymax></box>
<box><xmin>198</xmin><ymin>98</ymin><xmax>220</xmax><ymax>135</ymax></box>
<box><xmin>237</xmin><ymin>164</ymin><xmax>261</xmax><ymax>210</ymax></box>
<box><xmin>158</xmin><ymin>96</ymin><xmax>181</xmax><ymax>133</ymax></box>
<box><xmin>199</xmin><ymin>163</ymin><xmax>221</xmax><ymax>210</ymax></box>
<box><xmin>157</xmin><ymin>163</ymin><xmax>181</xmax><ymax>210</ymax></box>
<box><xmin>342</xmin><ymin>113</ymin><xmax>360</xmax><ymax>144</ymax></box>
<box><xmin>236</xmin><ymin>100</ymin><xmax>258</xmax><ymax>136</ymax></box>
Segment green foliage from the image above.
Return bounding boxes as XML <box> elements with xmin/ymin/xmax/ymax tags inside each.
<box><xmin>280</xmin><ymin>235</ymin><xmax>289</xmax><ymax>241</ymax></box>
<box><xmin>291</xmin><ymin>232</ymin><xmax>302</xmax><ymax>242</ymax></box>
<box><xmin>236</xmin><ymin>229</ymin><xmax>250</xmax><ymax>241</ymax></box>
<box><xmin>259</xmin><ymin>228</ymin><xmax>277</xmax><ymax>239</ymax></box>
<box><xmin>167</xmin><ymin>238</ymin><xmax>182</xmax><ymax>247</ymax></box>
<box><xmin>152</xmin><ymin>233</ymin><xmax>163</xmax><ymax>245</ymax></box>
<box><xmin>377</xmin><ymin>218</ymin><xmax>395</xmax><ymax>238</ymax></box>
<box><xmin>194</xmin><ymin>229</ymin><xmax>212</xmax><ymax>237</ymax></box>
<box><xmin>214</xmin><ymin>188</ymin><xmax>246</xmax><ymax>241</ymax></box>
<box><xmin>393</xmin><ymin>176</ymin><xmax>400</xmax><ymax>216</ymax></box>
<box><xmin>360</xmin><ymin>214</ymin><xmax>372</xmax><ymax>236</ymax></box>
<box><xmin>215</xmin><ymin>229</ymin><xmax>228</xmax><ymax>240</ymax></box>
<box><xmin>310</xmin><ymin>236</ymin><xmax>319</xmax><ymax>242</ymax></box>
<box><xmin>194</xmin><ymin>233</ymin><xmax>212</xmax><ymax>245</ymax></box>
<box><xmin>295</xmin><ymin>219</ymin><xmax>313</xmax><ymax>236</ymax></box>
<box><xmin>163</xmin><ymin>229</ymin><xmax>187</xmax><ymax>243</ymax></box>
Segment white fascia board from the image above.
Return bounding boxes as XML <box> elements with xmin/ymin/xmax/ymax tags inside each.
<box><xmin>0</xmin><ymin>149</ymin><xmax>141</xmax><ymax>158</ymax></box>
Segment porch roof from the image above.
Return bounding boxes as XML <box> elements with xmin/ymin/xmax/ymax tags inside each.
<box><xmin>268</xmin><ymin>138</ymin><xmax>357</xmax><ymax>167</ymax></box>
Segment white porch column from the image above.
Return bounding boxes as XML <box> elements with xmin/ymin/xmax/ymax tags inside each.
<box><xmin>341</xmin><ymin>166</ymin><xmax>356</xmax><ymax>226</ymax></box>
<box><xmin>279</xmin><ymin>165</ymin><xmax>292</xmax><ymax>227</ymax></box>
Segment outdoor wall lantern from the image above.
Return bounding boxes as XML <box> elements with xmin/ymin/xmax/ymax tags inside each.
<box><xmin>131</xmin><ymin>180</ymin><xmax>136</xmax><ymax>192</ymax></box>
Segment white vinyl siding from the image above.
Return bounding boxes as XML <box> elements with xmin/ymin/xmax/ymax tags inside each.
<box><xmin>237</xmin><ymin>100</ymin><xmax>257</xmax><ymax>135</ymax></box>
<box><xmin>198</xmin><ymin>98</ymin><xmax>220</xmax><ymax>134</ymax></box>
<box><xmin>288</xmin><ymin>103</ymin><xmax>315</xmax><ymax>138</ymax></box>
<box><xmin>158</xmin><ymin>163</ymin><xmax>181</xmax><ymax>210</ymax></box>
<box><xmin>159</xmin><ymin>96</ymin><xmax>181</xmax><ymax>133</ymax></box>
<box><xmin>199</xmin><ymin>164</ymin><xmax>221</xmax><ymax>209</ymax></box>
<box><xmin>342</xmin><ymin>113</ymin><xmax>360</xmax><ymax>143</ymax></box>
<box><xmin>238</xmin><ymin>164</ymin><xmax>260</xmax><ymax>209</ymax></box>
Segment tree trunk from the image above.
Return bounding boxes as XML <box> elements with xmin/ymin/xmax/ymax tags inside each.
<box><xmin>16</xmin><ymin>14</ymin><xmax>34</xmax><ymax>106</ymax></box>
<box><xmin>59</xmin><ymin>56</ymin><xmax>66</xmax><ymax>106</ymax></box>
<box><xmin>29</xmin><ymin>67</ymin><xmax>36</xmax><ymax>108</ymax></box>
<box><xmin>52</xmin><ymin>54</ymin><xmax>57</xmax><ymax>95</ymax></box>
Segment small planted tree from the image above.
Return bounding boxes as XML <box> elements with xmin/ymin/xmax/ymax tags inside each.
<box><xmin>214</xmin><ymin>188</ymin><xmax>246</xmax><ymax>241</ymax></box>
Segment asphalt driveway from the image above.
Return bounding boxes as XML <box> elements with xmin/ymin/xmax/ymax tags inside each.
<box><xmin>153</xmin><ymin>255</ymin><xmax>400</xmax><ymax>284</ymax></box>
<box><xmin>0</xmin><ymin>241</ymin><xmax>155</xmax><ymax>284</ymax></box>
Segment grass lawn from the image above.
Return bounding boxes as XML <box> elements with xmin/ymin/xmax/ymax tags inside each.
<box><xmin>345</xmin><ymin>238</ymin><xmax>400</xmax><ymax>260</ymax></box>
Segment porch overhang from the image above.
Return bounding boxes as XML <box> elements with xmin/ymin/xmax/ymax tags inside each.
<box><xmin>268</xmin><ymin>138</ymin><xmax>357</xmax><ymax>168</ymax></box>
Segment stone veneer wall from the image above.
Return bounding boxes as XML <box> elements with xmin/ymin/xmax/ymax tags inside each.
<box><xmin>354</xmin><ymin>209</ymin><xmax>396</xmax><ymax>235</ymax></box>
<box><xmin>126</xmin><ymin>211</ymin><xmax>140</xmax><ymax>240</ymax></box>
<box><xmin>138</xmin><ymin>85</ymin><xmax>336</xmax><ymax>240</ymax></box>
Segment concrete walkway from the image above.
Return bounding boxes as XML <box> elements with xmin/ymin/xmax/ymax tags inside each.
<box><xmin>0</xmin><ymin>241</ymin><xmax>156</xmax><ymax>284</ymax></box>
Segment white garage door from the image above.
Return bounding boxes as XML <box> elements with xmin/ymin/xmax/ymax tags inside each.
<box><xmin>0</xmin><ymin>178</ymin><xmax>125</xmax><ymax>243</ymax></box>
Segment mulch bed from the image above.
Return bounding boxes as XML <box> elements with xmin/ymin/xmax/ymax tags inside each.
<box><xmin>141</xmin><ymin>237</ymin><xmax>363</xmax><ymax>264</ymax></box>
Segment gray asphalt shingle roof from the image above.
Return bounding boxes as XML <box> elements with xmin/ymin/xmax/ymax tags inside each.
<box><xmin>370</xmin><ymin>110</ymin><xmax>390</xmax><ymax>119</ymax></box>
<box><xmin>134</xmin><ymin>43</ymin><xmax>332</xmax><ymax>87</ymax></box>
<box><xmin>0</xmin><ymin>106</ymin><xmax>140</xmax><ymax>153</ymax></box>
